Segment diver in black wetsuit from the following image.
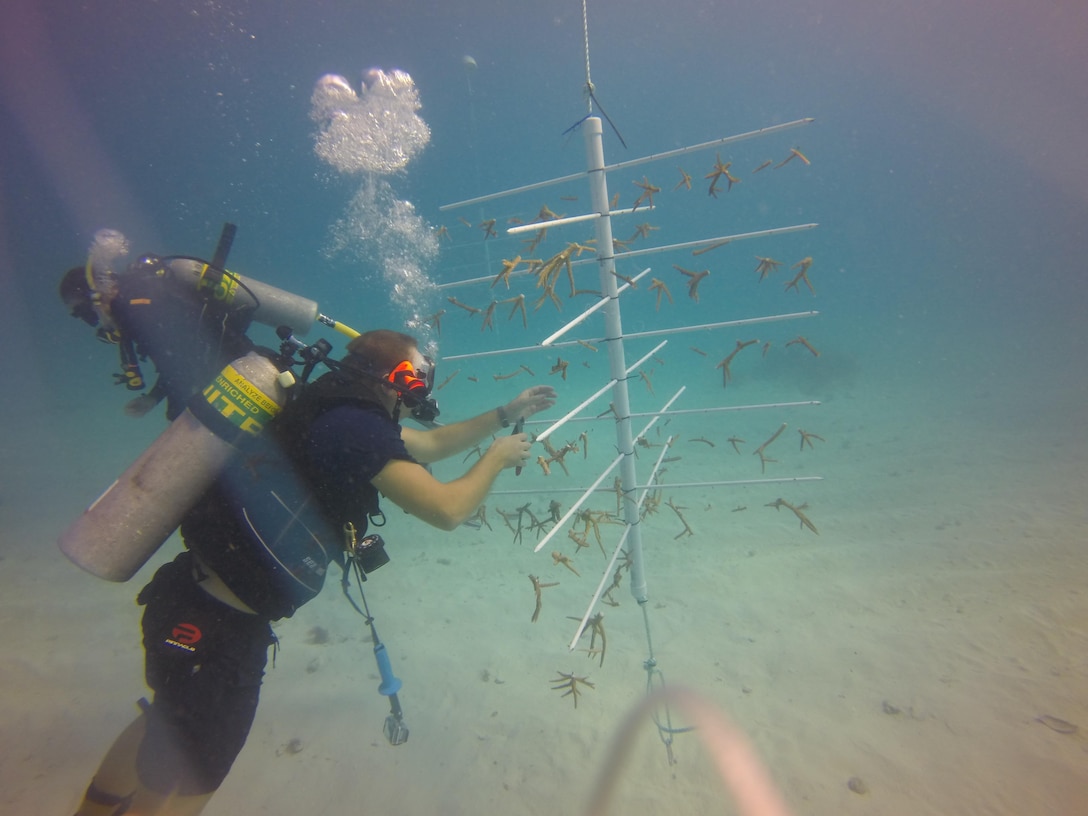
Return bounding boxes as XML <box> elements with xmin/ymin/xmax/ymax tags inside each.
<box><xmin>60</xmin><ymin>253</ymin><xmax>256</xmax><ymax>420</ymax></box>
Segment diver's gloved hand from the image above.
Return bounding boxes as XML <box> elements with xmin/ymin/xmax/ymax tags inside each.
<box><xmin>504</xmin><ymin>385</ymin><xmax>557</xmax><ymax>423</ymax></box>
<box><xmin>112</xmin><ymin>364</ymin><xmax>144</xmax><ymax>391</ymax></box>
<box><xmin>123</xmin><ymin>394</ymin><xmax>159</xmax><ymax>418</ymax></box>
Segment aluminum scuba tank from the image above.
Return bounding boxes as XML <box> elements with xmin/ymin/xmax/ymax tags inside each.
<box><xmin>163</xmin><ymin>257</ymin><xmax>320</xmax><ymax>335</ymax></box>
<box><xmin>58</xmin><ymin>352</ymin><xmax>292</xmax><ymax>582</ymax></box>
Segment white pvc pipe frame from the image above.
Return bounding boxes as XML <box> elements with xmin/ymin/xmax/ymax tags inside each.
<box><xmin>440</xmin><ymin>115</ymin><xmax>819</xmax><ymax>630</ymax></box>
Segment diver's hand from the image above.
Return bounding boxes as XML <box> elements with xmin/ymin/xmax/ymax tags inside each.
<box><xmin>123</xmin><ymin>394</ymin><xmax>159</xmax><ymax>418</ymax></box>
<box><xmin>487</xmin><ymin>432</ymin><xmax>532</xmax><ymax>470</ymax></box>
<box><xmin>504</xmin><ymin>385</ymin><xmax>557</xmax><ymax>423</ymax></box>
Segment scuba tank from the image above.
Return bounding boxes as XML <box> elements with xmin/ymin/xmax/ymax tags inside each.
<box><xmin>163</xmin><ymin>257</ymin><xmax>320</xmax><ymax>335</ymax></box>
<box><xmin>58</xmin><ymin>352</ymin><xmax>292</xmax><ymax>582</ymax></box>
<box><xmin>164</xmin><ymin>218</ymin><xmax>319</xmax><ymax>334</ymax></box>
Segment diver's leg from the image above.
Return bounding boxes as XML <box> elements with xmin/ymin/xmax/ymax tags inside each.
<box><xmin>72</xmin><ymin>714</ymin><xmax>145</xmax><ymax>815</ymax></box>
<box><xmin>131</xmin><ymin>553</ymin><xmax>272</xmax><ymax>816</ymax></box>
<box><xmin>126</xmin><ymin>786</ymin><xmax>214</xmax><ymax>816</ymax></box>
<box><xmin>71</xmin><ymin>714</ymin><xmax>213</xmax><ymax>816</ymax></box>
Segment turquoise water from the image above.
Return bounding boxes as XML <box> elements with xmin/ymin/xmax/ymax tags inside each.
<box><xmin>1</xmin><ymin>1</ymin><xmax>1086</xmax><ymax>814</ymax></box>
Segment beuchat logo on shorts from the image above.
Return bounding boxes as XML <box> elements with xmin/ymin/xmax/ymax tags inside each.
<box><xmin>165</xmin><ymin>622</ymin><xmax>203</xmax><ymax>652</ymax></box>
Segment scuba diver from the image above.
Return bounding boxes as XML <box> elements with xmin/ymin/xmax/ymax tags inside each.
<box><xmin>71</xmin><ymin>328</ymin><xmax>557</xmax><ymax>816</ymax></box>
<box><xmin>60</xmin><ymin>253</ymin><xmax>258</xmax><ymax>421</ymax></box>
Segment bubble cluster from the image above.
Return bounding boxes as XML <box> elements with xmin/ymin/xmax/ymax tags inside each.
<box><xmin>325</xmin><ymin>177</ymin><xmax>438</xmax><ymax>325</ymax></box>
<box><xmin>87</xmin><ymin>229</ymin><xmax>130</xmax><ymax>295</ymax></box>
<box><xmin>310</xmin><ymin>69</ymin><xmax>430</xmax><ymax>175</ymax></box>
<box><xmin>87</xmin><ymin>228</ymin><xmax>129</xmax><ymax>272</ymax></box>
<box><xmin>311</xmin><ymin>68</ymin><xmax>439</xmax><ymax>335</ymax></box>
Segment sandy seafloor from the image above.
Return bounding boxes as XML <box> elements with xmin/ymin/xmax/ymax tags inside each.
<box><xmin>1</xmin><ymin>0</ymin><xmax>1087</xmax><ymax>814</ymax></box>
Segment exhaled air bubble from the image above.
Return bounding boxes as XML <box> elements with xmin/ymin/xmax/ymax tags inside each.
<box><xmin>310</xmin><ymin>68</ymin><xmax>438</xmax><ymax>336</ymax></box>
<box><xmin>310</xmin><ymin>68</ymin><xmax>429</xmax><ymax>175</ymax></box>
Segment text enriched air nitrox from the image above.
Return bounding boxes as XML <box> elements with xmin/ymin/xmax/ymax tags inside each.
<box><xmin>203</xmin><ymin>363</ymin><xmax>279</xmax><ymax>435</ymax></box>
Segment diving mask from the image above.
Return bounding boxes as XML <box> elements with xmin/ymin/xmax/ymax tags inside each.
<box><xmin>386</xmin><ymin>357</ymin><xmax>440</xmax><ymax>422</ymax></box>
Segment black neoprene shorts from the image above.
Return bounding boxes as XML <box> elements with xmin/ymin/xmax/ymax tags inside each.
<box><xmin>135</xmin><ymin>552</ymin><xmax>275</xmax><ymax>796</ymax></box>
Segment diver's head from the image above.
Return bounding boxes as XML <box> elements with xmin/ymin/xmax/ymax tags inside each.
<box><xmin>63</xmin><ymin>229</ymin><xmax>129</xmax><ymax>332</ymax></box>
<box><xmin>342</xmin><ymin>329</ymin><xmax>439</xmax><ymax>421</ymax></box>
<box><xmin>59</xmin><ymin>266</ymin><xmax>100</xmax><ymax>326</ymax></box>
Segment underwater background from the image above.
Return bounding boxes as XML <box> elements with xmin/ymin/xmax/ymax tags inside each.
<box><xmin>1</xmin><ymin>1</ymin><xmax>1085</xmax><ymax>814</ymax></box>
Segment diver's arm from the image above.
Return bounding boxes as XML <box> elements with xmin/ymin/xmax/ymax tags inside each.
<box><xmin>123</xmin><ymin>378</ymin><xmax>165</xmax><ymax>417</ymax></box>
<box><xmin>371</xmin><ymin>433</ymin><xmax>530</xmax><ymax>530</ymax></box>
<box><xmin>401</xmin><ymin>385</ymin><xmax>556</xmax><ymax>464</ymax></box>
<box><xmin>146</xmin><ymin>377</ymin><xmax>168</xmax><ymax>405</ymax></box>
<box><xmin>114</xmin><ymin>336</ymin><xmax>147</xmax><ymax>392</ymax></box>
<box><xmin>400</xmin><ymin>408</ymin><xmax>505</xmax><ymax>465</ymax></box>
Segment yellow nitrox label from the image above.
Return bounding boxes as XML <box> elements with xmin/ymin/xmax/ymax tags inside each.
<box><xmin>201</xmin><ymin>364</ymin><xmax>279</xmax><ymax>435</ymax></box>
<box><xmin>197</xmin><ymin>263</ymin><xmax>240</xmax><ymax>304</ymax></box>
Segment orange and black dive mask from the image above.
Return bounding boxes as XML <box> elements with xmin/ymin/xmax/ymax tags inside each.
<box><xmin>387</xmin><ymin>357</ymin><xmax>440</xmax><ymax>422</ymax></box>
